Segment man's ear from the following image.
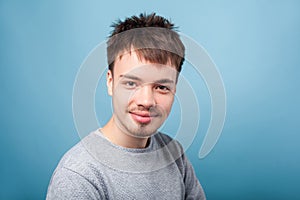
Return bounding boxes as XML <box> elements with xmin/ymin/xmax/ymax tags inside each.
<box><xmin>106</xmin><ymin>70</ymin><xmax>113</xmax><ymax>96</ymax></box>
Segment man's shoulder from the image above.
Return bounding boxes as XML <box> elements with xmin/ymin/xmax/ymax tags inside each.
<box><xmin>47</xmin><ymin>132</ymin><xmax>109</xmax><ymax>199</ymax></box>
<box><xmin>54</xmin><ymin>133</ymin><xmax>101</xmax><ymax>174</ymax></box>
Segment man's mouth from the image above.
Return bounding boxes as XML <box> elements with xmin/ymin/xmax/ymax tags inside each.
<box><xmin>129</xmin><ymin>111</ymin><xmax>159</xmax><ymax>124</ymax></box>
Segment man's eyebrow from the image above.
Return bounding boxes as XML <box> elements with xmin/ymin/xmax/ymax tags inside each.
<box><xmin>119</xmin><ymin>74</ymin><xmax>142</xmax><ymax>81</ymax></box>
<box><xmin>155</xmin><ymin>79</ymin><xmax>175</xmax><ymax>84</ymax></box>
<box><xmin>120</xmin><ymin>74</ymin><xmax>175</xmax><ymax>84</ymax></box>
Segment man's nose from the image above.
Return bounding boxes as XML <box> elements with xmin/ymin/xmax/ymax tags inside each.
<box><xmin>134</xmin><ymin>85</ymin><xmax>156</xmax><ymax>108</ymax></box>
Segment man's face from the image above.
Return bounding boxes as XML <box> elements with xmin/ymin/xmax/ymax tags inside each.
<box><xmin>107</xmin><ymin>51</ymin><xmax>178</xmax><ymax>138</ymax></box>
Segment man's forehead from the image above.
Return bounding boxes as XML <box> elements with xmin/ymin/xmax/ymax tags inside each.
<box><xmin>113</xmin><ymin>51</ymin><xmax>177</xmax><ymax>78</ymax></box>
<box><xmin>116</xmin><ymin>49</ymin><xmax>176</xmax><ymax>68</ymax></box>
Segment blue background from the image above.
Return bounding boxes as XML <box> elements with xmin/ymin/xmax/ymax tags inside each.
<box><xmin>1</xmin><ymin>0</ymin><xmax>299</xmax><ymax>199</ymax></box>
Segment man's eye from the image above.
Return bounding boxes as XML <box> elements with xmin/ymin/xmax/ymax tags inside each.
<box><xmin>125</xmin><ymin>81</ymin><xmax>137</xmax><ymax>88</ymax></box>
<box><xmin>156</xmin><ymin>85</ymin><xmax>170</xmax><ymax>92</ymax></box>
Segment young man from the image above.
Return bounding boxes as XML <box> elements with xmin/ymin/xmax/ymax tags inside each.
<box><xmin>47</xmin><ymin>13</ymin><xmax>206</xmax><ymax>199</ymax></box>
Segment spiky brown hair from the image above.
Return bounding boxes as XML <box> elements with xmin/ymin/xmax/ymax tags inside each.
<box><xmin>107</xmin><ymin>13</ymin><xmax>185</xmax><ymax>75</ymax></box>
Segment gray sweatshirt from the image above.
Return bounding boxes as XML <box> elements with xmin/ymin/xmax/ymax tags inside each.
<box><xmin>46</xmin><ymin>130</ymin><xmax>206</xmax><ymax>200</ymax></box>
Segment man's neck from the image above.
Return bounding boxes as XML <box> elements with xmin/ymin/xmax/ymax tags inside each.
<box><xmin>100</xmin><ymin>118</ymin><xmax>150</xmax><ymax>149</ymax></box>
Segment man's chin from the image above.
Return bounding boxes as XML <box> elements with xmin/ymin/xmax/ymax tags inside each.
<box><xmin>116</xmin><ymin>116</ymin><xmax>161</xmax><ymax>137</ymax></box>
<box><xmin>125</xmin><ymin>127</ymin><xmax>159</xmax><ymax>138</ymax></box>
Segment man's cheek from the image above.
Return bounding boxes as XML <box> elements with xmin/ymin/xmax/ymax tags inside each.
<box><xmin>114</xmin><ymin>91</ymin><xmax>133</xmax><ymax>109</ymax></box>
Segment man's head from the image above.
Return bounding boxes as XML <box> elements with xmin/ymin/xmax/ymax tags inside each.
<box><xmin>107</xmin><ymin>13</ymin><xmax>185</xmax><ymax>76</ymax></box>
<box><xmin>105</xmin><ymin>13</ymin><xmax>185</xmax><ymax>139</ymax></box>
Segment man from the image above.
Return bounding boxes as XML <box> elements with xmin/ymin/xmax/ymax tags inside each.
<box><xmin>47</xmin><ymin>13</ymin><xmax>206</xmax><ymax>199</ymax></box>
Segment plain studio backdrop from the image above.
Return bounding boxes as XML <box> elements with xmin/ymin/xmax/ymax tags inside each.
<box><xmin>1</xmin><ymin>1</ymin><xmax>299</xmax><ymax>199</ymax></box>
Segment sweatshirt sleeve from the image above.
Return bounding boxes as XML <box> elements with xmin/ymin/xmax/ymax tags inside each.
<box><xmin>46</xmin><ymin>167</ymin><xmax>105</xmax><ymax>200</ymax></box>
<box><xmin>183</xmin><ymin>155</ymin><xmax>206</xmax><ymax>200</ymax></box>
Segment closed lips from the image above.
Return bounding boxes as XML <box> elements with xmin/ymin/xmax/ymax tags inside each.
<box><xmin>129</xmin><ymin>112</ymin><xmax>159</xmax><ymax>117</ymax></box>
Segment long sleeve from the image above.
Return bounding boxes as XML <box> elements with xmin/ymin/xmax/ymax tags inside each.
<box><xmin>183</xmin><ymin>156</ymin><xmax>206</xmax><ymax>200</ymax></box>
